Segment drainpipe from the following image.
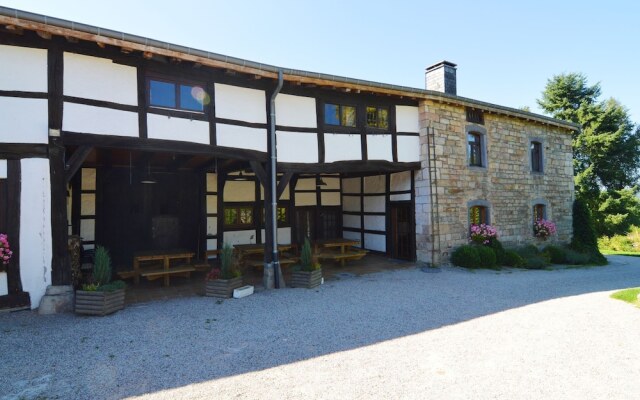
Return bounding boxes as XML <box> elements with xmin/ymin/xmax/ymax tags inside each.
<box><xmin>269</xmin><ymin>70</ymin><xmax>284</xmax><ymax>288</ymax></box>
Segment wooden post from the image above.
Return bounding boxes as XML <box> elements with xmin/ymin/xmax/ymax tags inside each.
<box><xmin>49</xmin><ymin>140</ymin><xmax>71</xmax><ymax>285</ymax></box>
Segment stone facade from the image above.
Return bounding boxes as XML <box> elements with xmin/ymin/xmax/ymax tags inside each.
<box><xmin>415</xmin><ymin>100</ymin><xmax>574</xmax><ymax>264</ymax></box>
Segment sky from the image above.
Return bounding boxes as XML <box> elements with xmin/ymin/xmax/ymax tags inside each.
<box><xmin>2</xmin><ymin>0</ymin><xmax>638</xmax><ymax>122</ymax></box>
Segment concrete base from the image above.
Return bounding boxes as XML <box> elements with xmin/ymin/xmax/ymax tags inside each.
<box><xmin>262</xmin><ymin>263</ymin><xmax>286</xmax><ymax>289</ymax></box>
<box><xmin>38</xmin><ymin>285</ymin><xmax>74</xmax><ymax>315</ymax></box>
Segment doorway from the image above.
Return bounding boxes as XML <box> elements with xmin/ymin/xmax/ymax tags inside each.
<box><xmin>390</xmin><ymin>202</ymin><xmax>415</xmax><ymax>261</ymax></box>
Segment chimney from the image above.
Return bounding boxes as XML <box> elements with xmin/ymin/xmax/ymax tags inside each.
<box><xmin>425</xmin><ymin>61</ymin><xmax>457</xmax><ymax>95</ymax></box>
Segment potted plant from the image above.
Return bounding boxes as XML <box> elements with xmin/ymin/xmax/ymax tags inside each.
<box><xmin>291</xmin><ymin>238</ymin><xmax>322</xmax><ymax>289</ymax></box>
<box><xmin>205</xmin><ymin>243</ymin><xmax>243</xmax><ymax>298</ymax></box>
<box><xmin>75</xmin><ymin>246</ymin><xmax>126</xmax><ymax>316</ymax></box>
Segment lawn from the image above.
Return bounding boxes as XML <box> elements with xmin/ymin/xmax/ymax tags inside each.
<box><xmin>600</xmin><ymin>249</ymin><xmax>640</xmax><ymax>257</ymax></box>
<box><xmin>610</xmin><ymin>287</ymin><xmax>640</xmax><ymax>307</ymax></box>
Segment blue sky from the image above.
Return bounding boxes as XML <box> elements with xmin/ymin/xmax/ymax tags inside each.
<box><xmin>2</xmin><ymin>0</ymin><xmax>638</xmax><ymax>122</ymax></box>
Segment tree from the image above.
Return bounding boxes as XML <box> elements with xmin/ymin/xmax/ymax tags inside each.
<box><xmin>538</xmin><ymin>73</ymin><xmax>640</xmax><ymax>236</ymax></box>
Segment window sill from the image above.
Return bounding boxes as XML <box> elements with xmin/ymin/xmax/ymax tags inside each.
<box><xmin>148</xmin><ymin>106</ymin><xmax>205</xmax><ymax>115</ymax></box>
<box><xmin>531</xmin><ymin>171</ymin><xmax>545</xmax><ymax>176</ymax></box>
<box><xmin>468</xmin><ymin>165</ymin><xmax>488</xmax><ymax>172</ymax></box>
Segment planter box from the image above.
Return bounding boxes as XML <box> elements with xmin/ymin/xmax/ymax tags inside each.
<box><xmin>206</xmin><ymin>276</ymin><xmax>243</xmax><ymax>298</ymax></box>
<box><xmin>75</xmin><ymin>288</ymin><xmax>125</xmax><ymax>316</ymax></box>
<box><xmin>291</xmin><ymin>269</ymin><xmax>322</xmax><ymax>289</ymax></box>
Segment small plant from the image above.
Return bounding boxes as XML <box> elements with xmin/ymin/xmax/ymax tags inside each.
<box><xmin>476</xmin><ymin>246</ymin><xmax>497</xmax><ymax>269</ymax></box>
<box><xmin>207</xmin><ymin>243</ymin><xmax>241</xmax><ymax>281</ymax></box>
<box><xmin>451</xmin><ymin>245</ymin><xmax>481</xmax><ymax>268</ymax></box>
<box><xmin>533</xmin><ymin>219</ymin><xmax>557</xmax><ymax>239</ymax></box>
<box><xmin>0</xmin><ymin>233</ymin><xmax>13</xmax><ymax>268</ymax></box>
<box><xmin>92</xmin><ymin>246</ymin><xmax>112</xmax><ymax>286</ymax></box>
<box><xmin>503</xmin><ymin>250</ymin><xmax>525</xmax><ymax>267</ymax></box>
<box><xmin>469</xmin><ymin>224</ymin><xmax>497</xmax><ymax>245</ymax></box>
<box><xmin>298</xmin><ymin>238</ymin><xmax>320</xmax><ymax>272</ymax></box>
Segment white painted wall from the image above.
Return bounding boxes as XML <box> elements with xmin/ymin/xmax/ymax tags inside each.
<box><xmin>207</xmin><ymin>217</ymin><xmax>218</xmax><ymax>236</ymax></box>
<box><xmin>0</xmin><ymin>45</ymin><xmax>47</xmax><ymax>92</ymax></box>
<box><xmin>364</xmin><ymin>196</ymin><xmax>385</xmax><ymax>212</ymax></box>
<box><xmin>342</xmin><ymin>214</ymin><xmax>361</xmax><ymax>229</ymax></box>
<box><xmin>367</xmin><ymin>134</ymin><xmax>393</xmax><ymax>161</ymax></box>
<box><xmin>364</xmin><ymin>233</ymin><xmax>386</xmax><ymax>252</ymax></box>
<box><xmin>342</xmin><ymin>195</ymin><xmax>360</xmax><ymax>212</ymax></box>
<box><xmin>364</xmin><ymin>175</ymin><xmax>385</xmax><ymax>193</ymax></box>
<box><xmin>342</xmin><ymin>177</ymin><xmax>361</xmax><ymax>193</ymax></box>
<box><xmin>321</xmin><ymin>192</ymin><xmax>340</xmax><ymax>206</ymax></box>
<box><xmin>81</xmin><ymin>193</ymin><xmax>95</xmax><ymax>216</ymax></box>
<box><xmin>0</xmin><ymin>272</ymin><xmax>7</xmax><ymax>296</ymax></box>
<box><xmin>206</xmin><ymin>195</ymin><xmax>217</xmax><ymax>213</ymax></box>
<box><xmin>63</xmin><ymin>103</ymin><xmax>138</xmax><ymax>137</ymax></box>
<box><xmin>295</xmin><ymin>192</ymin><xmax>316</xmax><ymax>206</ymax></box>
<box><xmin>80</xmin><ymin>219</ymin><xmax>95</xmax><ymax>241</ymax></box>
<box><xmin>214</xmin><ymin>84</ymin><xmax>266</xmax><ymax>123</ymax></box>
<box><xmin>19</xmin><ymin>159</ymin><xmax>52</xmax><ymax>309</ymax></box>
<box><xmin>216</xmin><ymin>123</ymin><xmax>267</xmax><ymax>152</ymax></box>
<box><xmin>343</xmin><ymin>230</ymin><xmax>361</xmax><ymax>247</ymax></box>
<box><xmin>396</xmin><ymin>106</ymin><xmax>420</xmax><ymax>133</ymax></box>
<box><xmin>276</xmin><ymin>131</ymin><xmax>318</xmax><ymax>163</ymax></box>
<box><xmin>275</xmin><ymin>94</ymin><xmax>317</xmax><ymax>128</ymax></box>
<box><xmin>323</xmin><ymin>177</ymin><xmax>340</xmax><ymax>190</ymax></box>
<box><xmin>324</xmin><ymin>134</ymin><xmax>362</xmax><ymax>162</ymax></box>
<box><xmin>224</xmin><ymin>180</ymin><xmax>255</xmax><ymax>202</ymax></box>
<box><xmin>147</xmin><ymin>114</ymin><xmax>210</xmax><ymax>144</ymax></box>
<box><xmin>207</xmin><ymin>239</ymin><xmax>218</xmax><ymax>252</ymax></box>
<box><xmin>64</xmin><ymin>53</ymin><xmax>138</xmax><ymax>105</ymax></box>
<box><xmin>364</xmin><ymin>215</ymin><xmax>386</xmax><ymax>231</ymax></box>
<box><xmin>0</xmin><ymin>97</ymin><xmax>48</xmax><ymax>144</ymax></box>
<box><xmin>296</xmin><ymin>178</ymin><xmax>316</xmax><ymax>190</ymax></box>
<box><xmin>223</xmin><ymin>230</ymin><xmax>257</xmax><ymax>246</ymax></box>
<box><xmin>0</xmin><ymin>160</ymin><xmax>6</xmax><ymax>179</ymax></box>
<box><xmin>206</xmin><ymin>173</ymin><xmax>218</xmax><ymax>192</ymax></box>
<box><xmin>260</xmin><ymin>227</ymin><xmax>292</xmax><ymax>245</ymax></box>
<box><xmin>397</xmin><ymin>136</ymin><xmax>420</xmax><ymax>162</ymax></box>
<box><xmin>82</xmin><ymin>168</ymin><xmax>96</xmax><ymax>190</ymax></box>
<box><xmin>391</xmin><ymin>171</ymin><xmax>411</xmax><ymax>192</ymax></box>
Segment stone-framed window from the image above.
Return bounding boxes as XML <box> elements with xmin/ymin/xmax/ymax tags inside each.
<box><xmin>533</xmin><ymin>203</ymin><xmax>546</xmax><ymax>222</ymax></box>
<box><xmin>530</xmin><ymin>138</ymin><xmax>544</xmax><ymax>173</ymax></box>
<box><xmin>465</xmin><ymin>125</ymin><xmax>487</xmax><ymax>169</ymax></box>
<box><xmin>468</xmin><ymin>199</ymin><xmax>491</xmax><ymax>225</ymax></box>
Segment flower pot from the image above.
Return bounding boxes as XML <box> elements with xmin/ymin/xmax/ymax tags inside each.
<box><xmin>205</xmin><ymin>276</ymin><xmax>243</xmax><ymax>298</ymax></box>
<box><xmin>291</xmin><ymin>268</ymin><xmax>322</xmax><ymax>289</ymax></box>
<box><xmin>75</xmin><ymin>288</ymin><xmax>125</xmax><ymax>316</ymax></box>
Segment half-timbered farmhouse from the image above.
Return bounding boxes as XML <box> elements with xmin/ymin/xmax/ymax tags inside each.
<box><xmin>0</xmin><ymin>7</ymin><xmax>577</xmax><ymax>310</ymax></box>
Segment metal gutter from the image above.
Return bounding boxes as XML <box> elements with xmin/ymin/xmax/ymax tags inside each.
<box><xmin>0</xmin><ymin>6</ymin><xmax>579</xmax><ymax>131</ymax></box>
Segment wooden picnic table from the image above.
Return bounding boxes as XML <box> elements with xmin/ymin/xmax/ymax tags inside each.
<box><xmin>314</xmin><ymin>238</ymin><xmax>366</xmax><ymax>267</ymax></box>
<box><xmin>133</xmin><ymin>249</ymin><xmax>195</xmax><ymax>286</ymax></box>
<box><xmin>233</xmin><ymin>243</ymin><xmax>296</xmax><ymax>269</ymax></box>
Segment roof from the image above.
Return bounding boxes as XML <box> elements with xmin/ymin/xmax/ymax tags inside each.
<box><xmin>0</xmin><ymin>6</ymin><xmax>579</xmax><ymax>131</ymax></box>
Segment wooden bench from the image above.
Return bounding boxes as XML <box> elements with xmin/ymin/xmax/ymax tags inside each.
<box><xmin>317</xmin><ymin>250</ymin><xmax>368</xmax><ymax>267</ymax></box>
<box><xmin>246</xmin><ymin>257</ymin><xmax>299</xmax><ymax>270</ymax></box>
<box><xmin>140</xmin><ymin>265</ymin><xmax>196</xmax><ymax>285</ymax></box>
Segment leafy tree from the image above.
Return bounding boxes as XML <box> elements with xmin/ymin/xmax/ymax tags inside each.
<box><xmin>538</xmin><ymin>73</ymin><xmax>640</xmax><ymax>236</ymax></box>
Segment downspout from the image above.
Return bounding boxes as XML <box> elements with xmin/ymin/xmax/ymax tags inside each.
<box><xmin>269</xmin><ymin>70</ymin><xmax>284</xmax><ymax>288</ymax></box>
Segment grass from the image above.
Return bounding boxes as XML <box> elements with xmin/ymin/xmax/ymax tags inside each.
<box><xmin>610</xmin><ymin>287</ymin><xmax>640</xmax><ymax>307</ymax></box>
<box><xmin>600</xmin><ymin>249</ymin><xmax>640</xmax><ymax>257</ymax></box>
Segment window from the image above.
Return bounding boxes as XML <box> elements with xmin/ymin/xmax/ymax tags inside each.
<box><xmin>531</xmin><ymin>141</ymin><xmax>543</xmax><ymax>172</ymax></box>
<box><xmin>466</xmin><ymin>108</ymin><xmax>484</xmax><ymax>124</ymax></box>
<box><xmin>468</xmin><ymin>132</ymin><xmax>483</xmax><ymax>167</ymax></box>
<box><xmin>224</xmin><ymin>206</ymin><xmax>253</xmax><ymax>229</ymax></box>
<box><xmin>366</xmin><ymin>106</ymin><xmax>389</xmax><ymax>129</ymax></box>
<box><xmin>260</xmin><ymin>205</ymin><xmax>289</xmax><ymax>225</ymax></box>
<box><xmin>470</xmin><ymin>206</ymin><xmax>488</xmax><ymax>225</ymax></box>
<box><xmin>533</xmin><ymin>204</ymin><xmax>546</xmax><ymax>222</ymax></box>
<box><xmin>148</xmin><ymin>78</ymin><xmax>207</xmax><ymax>112</ymax></box>
<box><xmin>324</xmin><ymin>103</ymin><xmax>356</xmax><ymax>127</ymax></box>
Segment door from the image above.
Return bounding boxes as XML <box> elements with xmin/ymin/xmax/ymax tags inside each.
<box><xmin>390</xmin><ymin>202</ymin><xmax>415</xmax><ymax>260</ymax></box>
<box><xmin>294</xmin><ymin>207</ymin><xmax>316</xmax><ymax>244</ymax></box>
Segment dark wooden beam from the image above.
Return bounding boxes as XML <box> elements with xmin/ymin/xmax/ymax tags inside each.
<box><xmin>0</xmin><ymin>144</ymin><xmax>48</xmax><ymax>159</ymax></box>
<box><xmin>167</xmin><ymin>154</ymin><xmax>193</xmax><ymax>171</ymax></box>
<box><xmin>65</xmin><ymin>145</ymin><xmax>93</xmax><ymax>183</ymax></box>
<box><xmin>49</xmin><ymin>140</ymin><xmax>71</xmax><ymax>285</ymax></box>
<box><xmin>278</xmin><ymin>160</ymin><xmax>420</xmax><ymax>174</ymax></box>
<box><xmin>249</xmin><ymin>161</ymin><xmax>268</xmax><ymax>186</ymax></box>
<box><xmin>5</xmin><ymin>160</ymin><xmax>28</xmax><ymax>304</ymax></box>
<box><xmin>276</xmin><ymin>171</ymin><xmax>293</xmax><ymax>199</ymax></box>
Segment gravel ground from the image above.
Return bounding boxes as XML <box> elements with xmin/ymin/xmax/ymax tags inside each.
<box><xmin>1</xmin><ymin>256</ymin><xmax>640</xmax><ymax>400</ymax></box>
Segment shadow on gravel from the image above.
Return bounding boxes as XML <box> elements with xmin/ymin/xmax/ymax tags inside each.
<box><xmin>1</xmin><ymin>255</ymin><xmax>639</xmax><ymax>399</ymax></box>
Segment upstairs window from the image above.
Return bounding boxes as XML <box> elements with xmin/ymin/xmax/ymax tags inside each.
<box><xmin>325</xmin><ymin>103</ymin><xmax>356</xmax><ymax>127</ymax></box>
<box><xmin>531</xmin><ymin>141</ymin><xmax>543</xmax><ymax>172</ymax></box>
<box><xmin>468</xmin><ymin>132</ymin><xmax>483</xmax><ymax>167</ymax></box>
<box><xmin>366</xmin><ymin>106</ymin><xmax>389</xmax><ymax>129</ymax></box>
<box><xmin>469</xmin><ymin>205</ymin><xmax>488</xmax><ymax>225</ymax></box>
<box><xmin>148</xmin><ymin>78</ymin><xmax>207</xmax><ymax>112</ymax></box>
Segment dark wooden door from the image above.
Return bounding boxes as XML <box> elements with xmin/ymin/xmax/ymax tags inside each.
<box><xmin>294</xmin><ymin>207</ymin><xmax>316</xmax><ymax>244</ymax></box>
<box><xmin>390</xmin><ymin>202</ymin><xmax>414</xmax><ymax>260</ymax></box>
<box><xmin>318</xmin><ymin>207</ymin><xmax>341</xmax><ymax>239</ymax></box>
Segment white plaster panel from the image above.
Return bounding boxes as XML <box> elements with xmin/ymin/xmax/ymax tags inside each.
<box><xmin>147</xmin><ymin>114</ymin><xmax>210</xmax><ymax>144</ymax></box>
<box><xmin>83</xmin><ymin>243</ymin><xmax>95</xmax><ymax>250</ymax></box>
<box><xmin>321</xmin><ymin>192</ymin><xmax>340</xmax><ymax>206</ymax></box>
<box><xmin>0</xmin><ymin>160</ymin><xmax>6</xmax><ymax>179</ymax></box>
<box><xmin>364</xmin><ymin>233</ymin><xmax>386</xmax><ymax>252</ymax></box>
<box><xmin>295</xmin><ymin>192</ymin><xmax>316</xmax><ymax>206</ymax></box>
<box><xmin>276</xmin><ymin>131</ymin><xmax>318</xmax><ymax>163</ymax></box>
<box><xmin>342</xmin><ymin>214</ymin><xmax>361</xmax><ymax>229</ymax></box>
<box><xmin>391</xmin><ymin>171</ymin><xmax>411</xmax><ymax>192</ymax></box>
<box><xmin>342</xmin><ymin>195</ymin><xmax>360</xmax><ymax>212</ymax></box>
<box><xmin>342</xmin><ymin>230</ymin><xmax>362</xmax><ymax>246</ymax></box>
<box><xmin>0</xmin><ymin>97</ymin><xmax>48</xmax><ymax>144</ymax></box>
<box><xmin>390</xmin><ymin>193</ymin><xmax>411</xmax><ymax>201</ymax></box>
<box><xmin>0</xmin><ymin>45</ymin><xmax>47</xmax><ymax>92</ymax></box>
<box><xmin>81</xmin><ymin>168</ymin><xmax>96</xmax><ymax>190</ymax></box>
<box><xmin>64</xmin><ymin>52</ymin><xmax>138</xmax><ymax>105</ymax></box>
<box><xmin>81</xmin><ymin>193</ymin><xmax>96</xmax><ymax>216</ymax></box>
<box><xmin>275</xmin><ymin>94</ymin><xmax>317</xmax><ymax>128</ymax></box>
<box><xmin>364</xmin><ymin>175</ymin><xmax>386</xmax><ymax>193</ymax></box>
<box><xmin>323</xmin><ymin>177</ymin><xmax>340</xmax><ymax>190</ymax></box>
<box><xmin>223</xmin><ymin>230</ymin><xmax>257</xmax><ymax>246</ymax></box>
<box><xmin>324</xmin><ymin>134</ymin><xmax>362</xmax><ymax>162</ymax></box>
<box><xmin>63</xmin><ymin>103</ymin><xmax>138</xmax><ymax>137</ymax></box>
<box><xmin>207</xmin><ymin>217</ymin><xmax>218</xmax><ymax>235</ymax></box>
<box><xmin>396</xmin><ymin>105</ymin><xmax>420</xmax><ymax>133</ymax></box>
<box><xmin>260</xmin><ymin>227</ymin><xmax>292</xmax><ymax>245</ymax></box>
<box><xmin>0</xmin><ymin>272</ymin><xmax>7</xmax><ymax>296</ymax></box>
<box><xmin>206</xmin><ymin>173</ymin><xmax>218</xmax><ymax>193</ymax></box>
<box><xmin>296</xmin><ymin>178</ymin><xmax>316</xmax><ymax>191</ymax></box>
<box><xmin>80</xmin><ymin>219</ymin><xmax>95</xmax><ymax>241</ymax></box>
<box><xmin>342</xmin><ymin>177</ymin><xmax>361</xmax><ymax>194</ymax></box>
<box><xmin>279</xmin><ymin>184</ymin><xmax>290</xmax><ymax>200</ymax></box>
<box><xmin>216</xmin><ymin>123</ymin><xmax>267</xmax><ymax>152</ymax></box>
<box><xmin>19</xmin><ymin>158</ymin><xmax>52</xmax><ymax>309</ymax></box>
<box><xmin>214</xmin><ymin>83</ymin><xmax>266</xmax><ymax>123</ymax></box>
<box><xmin>224</xmin><ymin>181</ymin><xmax>255</xmax><ymax>202</ymax></box>
<box><xmin>364</xmin><ymin>195</ymin><xmax>385</xmax><ymax>212</ymax></box>
<box><xmin>364</xmin><ymin>215</ymin><xmax>386</xmax><ymax>231</ymax></box>
<box><xmin>367</xmin><ymin>134</ymin><xmax>393</xmax><ymax>161</ymax></box>
<box><xmin>206</xmin><ymin>239</ymin><xmax>218</xmax><ymax>253</ymax></box>
<box><xmin>206</xmin><ymin>195</ymin><xmax>218</xmax><ymax>213</ymax></box>
<box><xmin>397</xmin><ymin>136</ymin><xmax>420</xmax><ymax>162</ymax></box>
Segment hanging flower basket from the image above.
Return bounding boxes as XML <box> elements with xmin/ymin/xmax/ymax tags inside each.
<box><xmin>534</xmin><ymin>219</ymin><xmax>557</xmax><ymax>240</ymax></box>
<box><xmin>0</xmin><ymin>233</ymin><xmax>13</xmax><ymax>272</ymax></box>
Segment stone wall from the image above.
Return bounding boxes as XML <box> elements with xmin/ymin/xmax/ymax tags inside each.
<box><xmin>415</xmin><ymin>100</ymin><xmax>574</xmax><ymax>264</ymax></box>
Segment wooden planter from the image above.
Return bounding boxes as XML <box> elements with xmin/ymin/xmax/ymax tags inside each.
<box><xmin>205</xmin><ymin>276</ymin><xmax>243</xmax><ymax>298</ymax></box>
<box><xmin>291</xmin><ymin>268</ymin><xmax>322</xmax><ymax>289</ymax></box>
<box><xmin>75</xmin><ymin>288</ymin><xmax>125</xmax><ymax>316</ymax></box>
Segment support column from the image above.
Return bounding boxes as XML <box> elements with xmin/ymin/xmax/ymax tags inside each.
<box><xmin>49</xmin><ymin>140</ymin><xmax>71</xmax><ymax>286</ymax></box>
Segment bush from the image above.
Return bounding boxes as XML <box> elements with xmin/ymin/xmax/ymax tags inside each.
<box><xmin>543</xmin><ymin>245</ymin><xmax>567</xmax><ymax>264</ymax></box>
<box><xmin>503</xmin><ymin>250</ymin><xmax>525</xmax><ymax>267</ymax></box>
<box><xmin>564</xmin><ymin>249</ymin><xmax>591</xmax><ymax>265</ymax></box>
<box><xmin>451</xmin><ymin>245</ymin><xmax>481</xmax><ymax>268</ymax></box>
<box><xmin>93</xmin><ymin>246</ymin><xmax>112</xmax><ymax>286</ymax></box>
<box><xmin>98</xmin><ymin>280</ymin><xmax>126</xmax><ymax>292</ymax></box>
<box><xmin>523</xmin><ymin>256</ymin><xmax>549</xmax><ymax>270</ymax></box>
<box><xmin>488</xmin><ymin>239</ymin><xmax>505</xmax><ymax>266</ymax></box>
<box><xmin>219</xmin><ymin>243</ymin><xmax>241</xmax><ymax>279</ymax></box>
<box><xmin>298</xmin><ymin>238</ymin><xmax>320</xmax><ymax>271</ymax></box>
<box><xmin>476</xmin><ymin>246</ymin><xmax>497</xmax><ymax>269</ymax></box>
<box><xmin>515</xmin><ymin>244</ymin><xmax>540</xmax><ymax>259</ymax></box>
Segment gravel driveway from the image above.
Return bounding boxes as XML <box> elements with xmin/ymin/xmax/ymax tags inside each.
<box><xmin>1</xmin><ymin>256</ymin><xmax>639</xmax><ymax>400</ymax></box>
